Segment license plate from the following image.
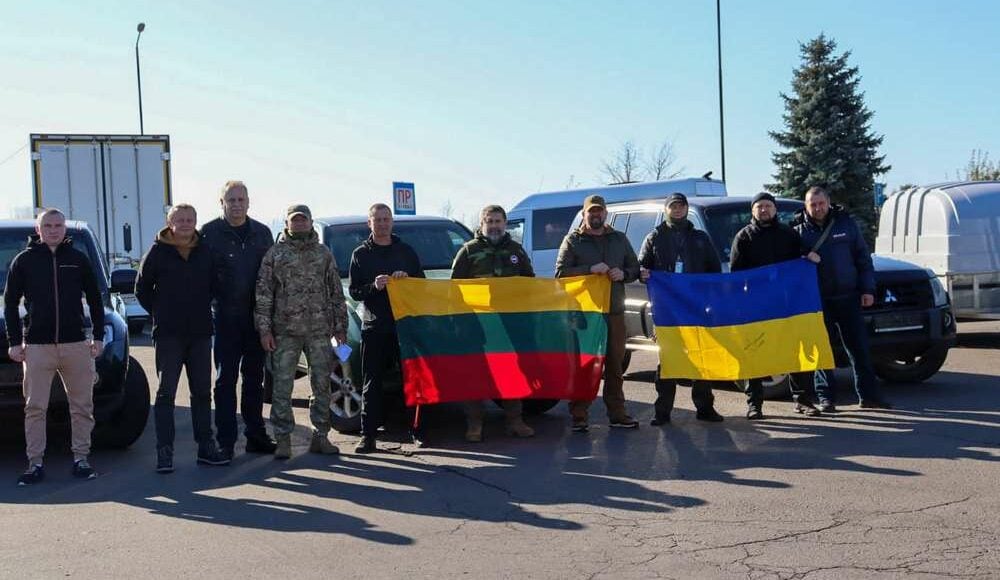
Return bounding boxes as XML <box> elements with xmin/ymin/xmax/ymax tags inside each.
<box><xmin>873</xmin><ymin>312</ymin><xmax>925</xmax><ymax>333</ymax></box>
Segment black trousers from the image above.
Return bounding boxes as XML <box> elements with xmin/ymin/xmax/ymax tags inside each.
<box><xmin>653</xmin><ymin>364</ymin><xmax>717</xmax><ymax>418</ymax></box>
<box><xmin>213</xmin><ymin>316</ymin><xmax>267</xmax><ymax>448</ymax></box>
<box><xmin>360</xmin><ymin>328</ymin><xmax>400</xmax><ymax>438</ymax></box>
<box><xmin>154</xmin><ymin>335</ymin><xmax>214</xmax><ymax>450</ymax></box>
<box><xmin>744</xmin><ymin>372</ymin><xmax>817</xmax><ymax>408</ymax></box>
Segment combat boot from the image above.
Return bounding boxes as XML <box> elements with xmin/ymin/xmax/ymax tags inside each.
<box><xmin>274</xmin><ymin>434</ymin><xmax>292</xmax><ymax>459</ymax></box>
<box><xmin>309</xmin><ymin>431</ymin><xmax>340</xmax><ymax>455</ymax></box>
<box><xmin>503</xmin><ymin>400</ymin><xmax>534</xmax><ymax>437</ymax></box>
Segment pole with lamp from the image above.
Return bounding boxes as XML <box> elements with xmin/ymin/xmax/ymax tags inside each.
<box><xmin>135</xmin><ymin>22</ymin><xmax>146</xmax><ymax>135</ymax></box>
<box><xmin>715</xmin><ymin>0</ymin><xmax>726</xmax><ymax>183</ymax></box>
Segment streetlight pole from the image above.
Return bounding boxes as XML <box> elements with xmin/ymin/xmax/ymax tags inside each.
<box><xmin>716</xmin><ymin>0</ymin><xmax>726</xmax><ymax>183</ymax></box>
<box><xmin>135</xmin><ymin>22</ymin><xmax>146</xmax><ymax>135</ymax></box>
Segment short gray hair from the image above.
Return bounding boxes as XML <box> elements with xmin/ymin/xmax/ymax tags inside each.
<box><xmin>36</xmin><ymin>207</ymin><xmax>66</xmax><ymax>225</ymax></box>
<box><xmin>479</xmin><ymin>204</ymin><xmax>507</xmax><ymax>223</ymax></box>
<box><xmin>368</xmin><ymin>203</ymin><xmax>392</xmax><ymax>217</ymax></box>
<box><xmin>221</xmin><ymin>180</ymin><xmax>248</xmax><ymax>200</ymax></box>
<box><xmin>167</xmin><ymin>203</ymin><xmax>197</xmax><ymax>221</ymax></box>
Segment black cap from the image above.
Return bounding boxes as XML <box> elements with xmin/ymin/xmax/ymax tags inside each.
<box><xmin>665</xmin><ymin>192</ymin><xmax>688</xmax><ymax>207</ymax></box>
<box><xmin>751</xmin><ymin>192</ymin><xmax>776</xmax><ymax>207</ymax></box>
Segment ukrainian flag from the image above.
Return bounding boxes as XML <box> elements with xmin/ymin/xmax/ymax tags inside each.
<box><xmin>649</xmin><ymin>259</ymin><xmax>835</xmax><ymax>380</ymax></box>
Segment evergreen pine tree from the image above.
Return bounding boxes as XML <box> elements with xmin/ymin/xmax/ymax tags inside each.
<box><xmin>768</xmin><ymin>34</ymin><xmax>889</xmax><ymax>242</ymax></box>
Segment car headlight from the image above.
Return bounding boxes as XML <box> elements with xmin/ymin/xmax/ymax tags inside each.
<box><xmin>927</xmin><ymin>271</ymin><xmax>949</xmax><ymax>307</ymax></box>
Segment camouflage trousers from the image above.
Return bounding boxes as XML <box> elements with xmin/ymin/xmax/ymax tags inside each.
<box><xmin>270</xmin><ymin>334</ymin><xmax>332</xmax><ymax>436</ymax></box>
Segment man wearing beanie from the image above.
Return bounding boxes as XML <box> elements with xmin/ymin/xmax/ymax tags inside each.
<box><xmin>639</xmin><ymin>192</ymin><xmax>726</xmax><ymax>424</ymax></box>
<box><xmin>730</xmin><ymin>192</ymin><xmax>822</xmax><ymax>419</ymax></box>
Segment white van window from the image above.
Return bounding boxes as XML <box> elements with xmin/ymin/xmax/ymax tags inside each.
<box><xmin>506</xmin><ymin>219</ymin><xmax>524</xmax><ymax>245</ymax></box>
<box><xmin>622</xmin><ymin>211</ymin><xmax>659</xmax><ymax>252</ymax></box>
<box><xmin>532</xmin><ymin>206</ymin><xmax>579</xmax><ymax>251</ymax></box>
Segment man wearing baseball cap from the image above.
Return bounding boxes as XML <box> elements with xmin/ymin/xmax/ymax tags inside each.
<box><xmin>555</xmin><ymin>194</ymin><xmax>641</xmax><ymax>432</ymax></box>
<box><xmin>638</xmin><ymin>192</ymin><xmax>726</xmax><ymax>424</ymax></box>
<box><xmin>255</xmin><ymin>203</ymin><xmax>348</xmax><ymax>459</ymax></box>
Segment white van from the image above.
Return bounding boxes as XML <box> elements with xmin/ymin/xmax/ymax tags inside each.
<box><xmin>506</xmin><ymin>177</ymin><xmax>727</xmax><ymax>277</ymax></box>
<box><xmin>875</xmin><ymin>181</ymin><xmax>1000</xmax><ymax>320</ymax></box>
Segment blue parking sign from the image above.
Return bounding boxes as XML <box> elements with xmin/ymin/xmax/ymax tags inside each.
<box><xmin>393</xmin><ymin>182</ymin><xmax>416</xmax><ymax>215</ymax></box>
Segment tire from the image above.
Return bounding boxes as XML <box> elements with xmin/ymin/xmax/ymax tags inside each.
<box><xmin>127</xmin><ymin>319</ymin><xmax>146</xmax><ymax>335</ymax></box>
<box><xmin>329</xmin><ymin>363</ymin><xmax>363</xmax><ymax>434</ymax></box>
<box><xmin>621</xmin><ymin>350</ymin><xmax>633</xmax><ymax>374</ymax></box>
<box><xmin>493</xmin><ymin>398</ymin><xmax>560</xmax><ymax>416</ymax></box>
<box><xmin>93</xmin><ymin>356</ymin><xmax>150</xmax><ymax>449</ymax></box>
<box><xmin>873</xmin><ymin>345</ymin><xmax>950</xmax><ymax>384</ymax></box>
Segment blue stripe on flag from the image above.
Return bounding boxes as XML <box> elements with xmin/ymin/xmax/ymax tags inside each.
<box><xmin>649</xmin><ymin>258</ymin><xmax>823</xmax><ymax>328</ymax></box>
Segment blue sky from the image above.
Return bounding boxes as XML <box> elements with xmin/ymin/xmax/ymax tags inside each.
<box><xmin>1</xmin><ymin>0</ymin><xmax>997</xmax><ymax>227</ymax></box>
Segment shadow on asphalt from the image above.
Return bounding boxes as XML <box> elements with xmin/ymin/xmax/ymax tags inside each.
<box><xmin>0</xmin><ymin>368</ymin><xmax>997</xmax><ymax>544</ymax></box>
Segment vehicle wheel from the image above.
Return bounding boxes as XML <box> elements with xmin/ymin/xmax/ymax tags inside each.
<box><xmin>329</xmin><ymin>369</ymin><xmax>363</xmax><ymax>434</ymax></box>
<box><xmin>873</xmin><ymin>345</ymin><xmax>950</xmax><ymax>383</ymax></box>
<box><xmin>621</xmin><ymin>350</ymin><xmax>633</xmax><ymax>374</ymax></box>
<box><xmin>761</xmin><ymin>374</ymin><xmax>792</xmax><ymax>400</ymax></box>
<box><xmin>93</xmin><ymin>356</ymin><xmax>150</xmax><ymax>449</ymax></box>
<box><xmin>127</xmin><ymin>319</ymin><xmax>146</xmax><ymax>335</ymax></box>
<box><xmin>493</xmin><ymin>398</ymin><xmax>560</xmax><ymax>416</ymax></box>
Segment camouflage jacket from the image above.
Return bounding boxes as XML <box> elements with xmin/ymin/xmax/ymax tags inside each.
<box><xmin>254</xmin><ymin>229</ymin><xmax>348</xmax><ymax>338</ymax></box>
<box><xmin>451</xmin><ymin>232</ymin><xmax>534</xmax><ymax>279</ymax></box>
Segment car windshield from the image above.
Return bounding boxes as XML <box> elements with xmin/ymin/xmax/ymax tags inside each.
<box><xmin>324</xmin><ymin>220</ymin><xmax>473</xmax><ymax>278</ymax></box>
<box><xmin>701</xmin><ymin>200</ymin><xmax>802</xmax><ymax>263</ymax></box>
<box><xmin>0</xmin><ymin>227</ymin><xmax>109</xmax><ymax>294</ymax></box>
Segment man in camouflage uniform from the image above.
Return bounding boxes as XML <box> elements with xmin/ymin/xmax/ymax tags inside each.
<box><xmin>255</xmin><ymin>204</ymin><xmax>347</xmax><ymax>459</ymax></box>
<box><xmin>451</xmin><ymin>204</ymin><xmax>535</xmax><ymax>442</ymax></box>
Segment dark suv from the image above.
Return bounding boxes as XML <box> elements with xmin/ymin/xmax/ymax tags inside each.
<box><xmin>0</xmin><ymin>220</ymin><xmax>150</xmax><ymax>447</ymax></box>
<box><xmin>570</xmin><ymin>198</ymin><xmax>958</xmax><ymax>397</ymax></box>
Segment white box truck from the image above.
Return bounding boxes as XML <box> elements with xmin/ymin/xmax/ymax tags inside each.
<box><xmin>30</xmin><ymin>133</ymin><xmax>173</xmax><ymax>332</ymax></box>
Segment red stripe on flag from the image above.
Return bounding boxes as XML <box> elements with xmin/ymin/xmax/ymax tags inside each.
<box><xmin>401</xmin><ymin>352</ymin><xmax>606</xmax><ymax>406</ymax></box>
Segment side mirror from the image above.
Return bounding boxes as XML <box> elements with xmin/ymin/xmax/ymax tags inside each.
<box><xmin>122</xmin><ymin>223</ymin><xmax>133</xmax><ymax>254</ymax></box>
<box><xmin>111</xmin><ymin>268</ymin><xmax>138</xmax><ymax>295</ymax></box>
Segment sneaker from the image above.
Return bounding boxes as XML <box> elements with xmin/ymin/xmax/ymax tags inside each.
<box><xmin>795</xmin><ymin>402</ymin><xmax>823</xmax><ymax>417</ymax></box>
<box><xmin>156</xmin><ymin>447</ymin><xmax>174</xmax><ymax>474</ymax></box>
<box><xmin>818</xmin><ymin>402</ymin><xmax>838</xmax><ymax>413</ymax></box>
<box><xmin>354</xmin><ymin>436</ymin><xmax>377</xmax><ymax>454</ymax></box>
<box><xmin>860</xmin><ymin>399</ymin><xmax>893</xmax><ymax>410</ymax></box>
<box><xmin>650</xmin><ymin>415</ymin><xmax>671</xmax><ymax>426</ymax></box>
<box><xmin>571</xmin><ymin>418</ymin><xmax>589</xmax><ymax>433</ymax></box>
<box><xmin>197</xmin><ymin>443</ymin><xmax>232</xmax><ymax>466</ymax></box>
<box><xmin>245</xmin><ymin>434</ymin><xmax>277</xmax><ymax>454</ymax></box>
<box><xmin>309</xmin><ymin>432</ymin><xmax>340</xmax><ymax>455</ymax></box>
<box><xmin>696</xmin><ymin>409</ymin><xmax>725</xmax><ymax>422</ymax></box>
<box><xmin>72</xmin><ymin>459</ymin><xmax>97</xmax><ymax>480</ymax></box>
<box><xmin>746</xmin><ymin>408</ymin><xmax>764</xmax><ymax>420</ymax></box>
<box><xmin>17</xmin><ymin>464</ymin><xmax>44</xmax><ymax>486</ymax></box>
<box><xmin>609</xmin><ymin>416</ymin><xmax>639</xmax><ymax>429</ymax></box>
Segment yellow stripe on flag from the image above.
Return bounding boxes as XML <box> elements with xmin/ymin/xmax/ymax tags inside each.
<box><xmin>388</xmin><ymin>275</ymin><xmax>611</xmax><ymax>319</ymax></box>
<box><xmin>655</xmin><ymin>312</ymin><xmax>835</xmax><ymax>381</ymax></box>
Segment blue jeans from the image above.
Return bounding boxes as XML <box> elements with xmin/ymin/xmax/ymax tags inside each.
<box><xmin>213</xmin><ymin>316</ymin><xmax>267</xmax><ymax>448</ymax></box>
<box><xmin>814</xmin><ymin>295</ymin><xmax>882</xmax><ymax>404</ymax></box>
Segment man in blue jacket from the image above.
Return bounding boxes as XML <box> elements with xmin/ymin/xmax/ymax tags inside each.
<box><xmin>792</xmin><ymin>185</ymin><xmax>891</xmax><ymax>411</ymax></box>
<box><xmin>200</xmin><ymin>181</ymin><xmax>277</xmax><ymax>458</ymax></box>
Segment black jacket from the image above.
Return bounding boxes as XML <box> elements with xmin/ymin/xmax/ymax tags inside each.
<box><xmin>135</xmin><ymin>231</ymin><xmax>216</xmax><ymax>338</ymax></box>
<box><xmin>729</xmin><ymin>218</ymin><xmax>802</xmax><ymax>272</ymax></box>
<box><xmin>199</xmin><ymin>216</ymin><xmax>274</xmax><ymax>322</ymax></box>
<box><xmin>3</xmin><ymin>236</ymin><xmax>105</xmax><ymax>345</ymax></box>
<box><xmin>791</xmin><ymin>206</ymin><xmax>875</xmax><ymax>298</ymax></box>
<box><xmin>348</xmin><ymin>234</ymin><xmax>424</xmax><ymax>333</ymax></box>
<box><xmin>638</xmin><ymin>220</ymin><xmax>722</xmax><ymax>275</ymax></box>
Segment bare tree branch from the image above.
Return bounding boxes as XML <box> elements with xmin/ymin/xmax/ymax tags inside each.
<box><xmin>601</xmin><ymin>141</ymin><xmax>642</xmax><ymax>185</ymax></box>
<box><xmin>645</xmin><ymin>140</ymin><xmax>684</xmax><ymax>181</ymax></box>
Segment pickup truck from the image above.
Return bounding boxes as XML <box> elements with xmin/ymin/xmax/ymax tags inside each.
<box><xmin>0</xmin><ymin>220</ymin><xmax>150</xmax><ymax>447</ymax></box>
<box><xmin>568</xmin><ymin>197</ymin><xmax>958</xmax><ymax>397</ymax></box>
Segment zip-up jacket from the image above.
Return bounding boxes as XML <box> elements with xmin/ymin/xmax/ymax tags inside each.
<box><xmin>638</xmin><ymin>219</ymin><xmax>722</xmax><ymax>275</ymax></box>
<box><xmin>136</xmin><ymin>228</ymin><xmax>216</xmax><ymax>338</ymax></box>
<box><xmin>730</xmin><ymin>218</ymin><xmax>802</xmax><ymax>272</ymax></box>
<box><xmin>555</xmin><ymin>225</ymin><xmax>640</xmax><ymax>314</ymax></box>
<box><xmin>3</xmin><ymin>235</ymin><xmax>105</xmax><ymax>346</ymax></box>
<box><xmin>451</xmin><ymin>231</ymin><xmax>534</xmax><ymax>279</ymax></box>
<box><xmin>199</xmin><ymin>216</ymin><xmax>274</xmax><ymax>322</ymax></box>
<box><xmin>348</xmin><ymin>234</ymin><xmax>425</xmax><ymax>333</ymax></box>
<box><xmin>791</xmin><ymin>206</ymin><xmax>875</xmax><ymax>298</ymax></box>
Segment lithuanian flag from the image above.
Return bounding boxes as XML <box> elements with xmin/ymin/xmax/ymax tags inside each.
<box><xmin>649</xmin><ymin>259</ymin><xmax>835</xmax><ymax>380</ymax></box>
<box><xmin>387</xmin><ymin>276</ymin><xmax>611</xmax><ymax>406</ymax></box>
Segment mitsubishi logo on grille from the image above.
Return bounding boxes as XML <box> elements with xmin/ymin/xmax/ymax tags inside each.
<box><xmin>884</xmin><ymin>288</ymin><xmax>898</xmax><ymax>303</ymax></box>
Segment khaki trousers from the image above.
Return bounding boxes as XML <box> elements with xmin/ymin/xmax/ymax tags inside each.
<box><xmin>22</xmin><ymin>341</ymin><xmax>96</xmax><ymax>464</ymax></box>
<box><xmin>569</xmin><ymin>313</ymin><xmax>628</xmax><ymax>421</ymax></box>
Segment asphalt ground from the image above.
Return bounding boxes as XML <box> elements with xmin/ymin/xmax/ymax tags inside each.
<box><xmin>1</xmin><ymin>322</ymin><xmax>998</xmax><ymax>579</ymax></box>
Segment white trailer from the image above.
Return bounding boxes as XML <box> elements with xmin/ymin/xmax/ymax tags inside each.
<box><xmin>30</xmin><ymin>133</ymin><xmax>172</xmax><ymax>266</ymax></box>
<box><xmin>875</xmin><ymin>181</ymin><xmax>1000</xmax><ymax>320</ymax></box>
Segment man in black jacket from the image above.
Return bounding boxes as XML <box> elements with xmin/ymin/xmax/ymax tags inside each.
<box><xmin>730</xmin><ymin>192</ymin><xmax>822</xmax><ymax>419</ymax></box>
<box><xmin>199</xmin><ymin>181</ymin><xmax>276</xmax><ymax>458</ymax></box>
<box><xmin>348</xmin><ymin>204</ymin><xmax>425</xmax><ymax>453</ymax></box>
<box><xmin>639</xmin><ymin>193</ymin><xmax>725</xmax><ymax>424</ymax></box>
<box><xmin>4</xmin><ymin>209</ymin><xmax>104</xmax><ymax>485</ymax></box>
<box><xmin>137</xmin><ymin>204</ymin><xmax>229</xmax><ymax>473</ymax></box>
<box><xmin>791</xmin><ymin>185</ymin><xmax>891</xmax><ymax>411</ymax></box>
